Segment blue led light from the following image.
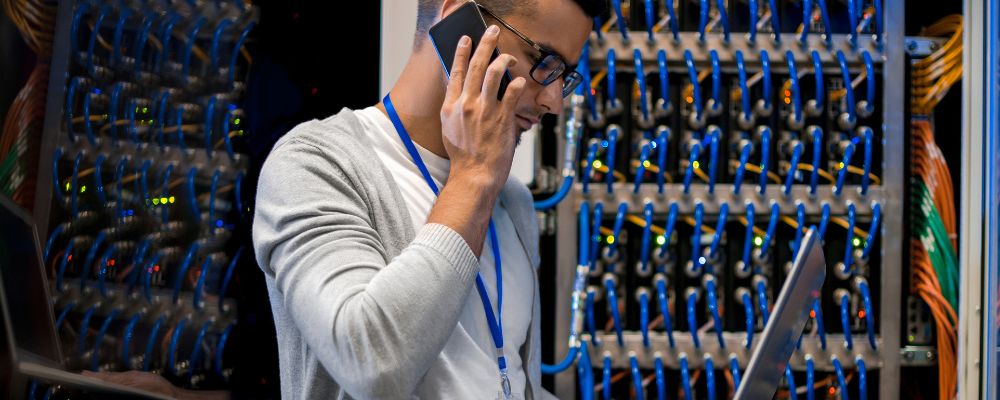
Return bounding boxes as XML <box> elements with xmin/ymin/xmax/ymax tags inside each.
<box><xmin>217</xmin><ymin>219</ymin><xmax>224</xmax><ymax>227</ymax></box>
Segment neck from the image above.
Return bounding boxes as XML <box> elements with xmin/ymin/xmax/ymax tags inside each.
<box><xmin>376</xmin><ymin>49</ymin><xmax>449</xmax><ymax>158</ymax></box>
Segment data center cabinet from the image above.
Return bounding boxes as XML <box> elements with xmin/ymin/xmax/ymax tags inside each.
<box><xmin>534</xmin><ymin>0</ymin><xmax>954</xmax><ymax>398</ymax></box>
<box><xmin>28</xmin><ymin>0</ymin><xmax>257</xmax><ymax>395</ymax></box>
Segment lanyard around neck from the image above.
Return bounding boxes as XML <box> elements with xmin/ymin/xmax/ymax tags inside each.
<box><xmin>382</xmin><ymin>94</ymin><xmax>511</xmax><ymax>396</ymax></box>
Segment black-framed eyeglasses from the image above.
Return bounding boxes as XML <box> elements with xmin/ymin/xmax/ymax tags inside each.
<box><xmin>476</xmin><ymin>3</ymin><xmax>584</xmax><ymax>97</ymax></box>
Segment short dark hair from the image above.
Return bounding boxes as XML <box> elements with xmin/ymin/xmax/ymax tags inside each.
<box><xmin>415</xmin><ymin>0</ymin><xmax>606</xmax><ymax>46</ymax></box>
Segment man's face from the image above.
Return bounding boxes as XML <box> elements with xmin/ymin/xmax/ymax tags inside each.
<box><xmin>490</xmin><ymin>0</ymin><xmax>592</xmax><ymax>131</ymax></box>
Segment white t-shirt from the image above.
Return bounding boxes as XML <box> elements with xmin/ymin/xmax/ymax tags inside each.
<box><xmin>354</xmin><ymin>106</ymin><xmax>535</xmax><ymax>399</ymax></box>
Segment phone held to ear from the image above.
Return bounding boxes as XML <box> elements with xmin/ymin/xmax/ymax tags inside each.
<box><xmin>429</xmin><ymin>1</ymin><xmax>512</xmax><ymax>100</ymax></box>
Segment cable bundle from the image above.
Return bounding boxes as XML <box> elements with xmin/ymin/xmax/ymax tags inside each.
<box><xmin>909</xmin><ymin>15</ymin><xmax>962</xmax><ymax>400</ymax></box>
<box><xmin>0</xmin><ymin>0</ymin><xmax>57</xmax><ymax>208</ymax></box>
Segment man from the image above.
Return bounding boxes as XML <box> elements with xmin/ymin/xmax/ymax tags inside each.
<box><xmin>252</xmin><ymin>0</ymin><xmax>602</xmax><ymax>398</ymax></box>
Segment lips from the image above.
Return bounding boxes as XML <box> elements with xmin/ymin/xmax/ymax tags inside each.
<box><xmin>516</xmin><ymin>114</ymin><xmax>539</xmax><ymax>130</ymax></box>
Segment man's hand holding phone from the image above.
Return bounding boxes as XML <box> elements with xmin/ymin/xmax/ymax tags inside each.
<box><xmin>439</xmin><ymin>25</ymin><xmax>527</xmax><ymax>197</ymax></box>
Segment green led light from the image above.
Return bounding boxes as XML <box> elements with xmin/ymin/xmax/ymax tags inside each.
<box><xmin>169</xmin><ymin>196</ymin><xmax>175</xmax><ymax>204</ymax></box>
<box><xmin>593</xmin><ymin>160</ymin><xmax>603</xmax><ymax>169</ymax></box>
<box><xmin>152</xmin><ymin>198</ymin><xmax>160</xmax><ymax>205</ymax></box>
<box><xmin>853</xmin><ymin>237</ymin><xmax>862</xmax><ymax>247</ymax></box>
<box><xmin>606</xmin><ymin>236</ymin><xmax>615</xmax><ymax>245</ymax></box>
<box><xmin>65</xmin><ymin>182</ymin><xmax>70</xmax><ymax>191</ymax></box>
<box><xmin>142</xmin><ymin>107</ymin><xmax>149</xmax><ymax>114</ymax></box>
<box><xmin>908</xmin><ymin>334</ymin><xmax>915</xmax><ymax>342</ymax></box>
<box><xmin>693</xmin><ymin>160</ymin><xmax>701</xmax><ymax>169</ymax></box>
<box><xmin>79</xmin><ymin>185</ymin><xmax>86</xmax><ymax>193</ymax></box>
<box><xmin>754</xmin><ymin>236</ymin><xmax>764</xmax><ymax>247</ymax></box>
<box><xmin>643</xmin><ymin>160</ymin><xmax>651</xmax><ymax>168</ymax></box>
<box><xmin>234</xmin><ymin>118</ymin><xmax>241</xmax><ymax>125</ymax></box>
<box><xmin>160</xmin><ymin>197</ymin><xmax>168</xmax><ymax>204</ymax></box>
<box><xmin>656</xmin><ymin>235</ymin><xmax>666</xmax><ymax>246</ymax></box>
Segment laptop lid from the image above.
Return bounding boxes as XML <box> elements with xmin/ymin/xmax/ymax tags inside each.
<box><xmin>0</xmin><ymin>194</ymin><xmax>63</xmax><ymax>369</ymax></box>
<box><xmin>734</xmin><ymin>228</ymin><xmax>826</xmax><ymax>400</ymax></box>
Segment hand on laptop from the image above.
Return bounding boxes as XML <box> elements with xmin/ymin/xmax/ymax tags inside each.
<box><xmin>81</xmin><ymin>370</ymin><xmax>230</xmax><ymax>400</ymax></box>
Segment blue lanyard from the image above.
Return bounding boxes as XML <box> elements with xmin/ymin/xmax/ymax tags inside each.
<box><xmin>383</xmin><ymin>94</ymin><xmax>511</xmax><ymax>398</ymax></box>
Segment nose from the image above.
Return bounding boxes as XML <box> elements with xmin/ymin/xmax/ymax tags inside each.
<box><xmin>535</xmin><ymin>77</ymin><xmax>564</xmax><ymax>116</ymax></box>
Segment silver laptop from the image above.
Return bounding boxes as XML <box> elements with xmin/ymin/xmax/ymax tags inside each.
<box><xmin>734</xmin><ymin>227</ymin><xmax>827</xmax><ymax>400</ymax></box>
<box><xmin>0</xmin><ymin>194</ymin><xmax>172</xmax><ymax>399</ymax></box>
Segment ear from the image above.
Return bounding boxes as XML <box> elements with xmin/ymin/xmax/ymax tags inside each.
<box><xmin>438</xmin><ymin>0</ymin><xmax>471</xmax><ymax>21</ymax></box>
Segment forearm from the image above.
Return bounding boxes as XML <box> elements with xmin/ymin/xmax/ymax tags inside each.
<box><xmin>427</xmin><ymin>173</ymin><xmax>500</xmax><ymax>256</ymax></box>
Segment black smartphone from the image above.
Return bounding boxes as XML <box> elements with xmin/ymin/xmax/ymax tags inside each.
<box><xmin>429</xmin><ymin>1</ymin><xmax>511</xmax><ymax>100</ymax></box>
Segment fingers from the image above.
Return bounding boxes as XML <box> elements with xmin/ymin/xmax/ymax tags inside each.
<box><xmin>444</xmin><ymin>35</ymin><xmax>472</xmax><ymax>102</ymax></box>
<box><xmin>481</xmin><ymin>54</ymin><xmax>517</xmax><ymax>103</ymax></box>
<box><xmin>463</xmin><ymin>24</ymin><xmax>501</xmax><ymax>98</ymax></box>
<box><xmin>501</xmin><ymin>77</ymin><xmax>529</xmax><ymax>116</ymax></box>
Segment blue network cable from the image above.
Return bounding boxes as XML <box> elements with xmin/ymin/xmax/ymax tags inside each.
<box><xmin>809</xmin><ymin>127</ymin><xmax>823</xmax><ymax>195</ymax></box>
<box><xmin>655</xmin><ymin>275</ymin><xmax>677</xmax><ymax>348</ymax></box>
<box><xmin>839</xmin><ymin>292</ymin><xmax>854</xmax><ymax>350</ymax></box>
<box><xmin>806</xmin><ymin>356</ymin><xmax>815</xmax><ymax>400</ymax></box>
<box><xmin>86</xmin><ymin>5</ymin><xmax>112</xmax><ymax>76</ymax></box>
<box><xmin>77</xmin><ymin>305</ymin><xmax>97</xmax><ymax>355</ymax></box>
<box><xmin>759</xmin><ymin>126</ymin><xmax>772</xmax><ymax>194</ymax></box>
<box><xmin>218</xmin><ymin>246</ymin><xmax>245</xmax><ymax>312</ymax></box>
<box><xmin>204</xmin><ymin>96</ymin><xmax>217</xmax><ymax>158</ymax></box>
<box><xmin>132</xmin><ymin>12</ymin><xmax>157</xmax><ymax>76</ymax></box>
<box><xmin>235</xmin><ymin>172</ymin><xmax>245</xmax><ymax>219</ymax></box>
<box><xmin>819</xmin><ymin>203</ymin><xmax>831</xmax><ymax>240</ymax></box>
<box><xmin>665</xmin><ymin>0</ymin><xmax>680</xmax><ymax>40</ymax></box>
<box><xmin>860</xmin><ymin>126</ymin><xmax>874</xmax><ymax>194</ymax></box>
<box><xmin>634</xmin><ymin>49</ymin><xmax>650</xmax><ymax>123</ymax></box>
<box><xmin>91</xmin><ymin>309</ymin><xmax>121</xmax><ymax>371</ymax></box>
<box><xmin>193</xmin><ymin>258</ymin><xmax>212</xmax><ymax>310</ymax></box>
<box><xmin>55</xmin><ymin>302</ymin><xmax>75</xmax><ymax>330</ymax></box>
<box><xmin>122</xmin><ymin>312</ymin><xmax>142</xmax><ymax>365</ymax></box>
<box><xmin>684</xmin><ymin>50</ymin><xmax>704</xmax><ymax>120</ymax></box>
<box><xmin>127</xmin><ymin>240</ymin><xmax>151</xmax><ymax>292</ymax></box>
<box><xmin>836</xmin><ymin>50</ymin><xmax>857</xmax><ymax>128</ymax></box>
<box><xmin>708</xmin><ymin>204</ymin><xmax>729</xmax><ymax>266</ymax></box>
<box><xmin>606</xmin><ymin>126</ymin><xmax>619</xmax><ymax>194</ymax></box>
<box><xmin>580</xmin><ymin>48</ymin><xmax>598</xmax><ymax>121</ymax></box>
<box><xmin>857</xmin><ymin>278</ymin><xmax>877</xmax><ymax>349</ymax></box>
<box><xmin>683</xmin><ymin>140</ymin><xmax>702</xmax><ymax>194</ymax></box>
<box><xmin>139</xmin><ymin>160</ymin><xmax>152</xmax><ymax>205</ymax></box>
<box><xmin>857</xmin><ymin>356</ymin><xmax>868</xmax><ymax>400</ymax></box>
<box><xmin>189</xmin><ymin>321</ymin><xmax>213</xmax><ymax>379</ymax></box>
<box><xmin>707</xmin><ymin>127</ymin><xmax>721</xmax><ymax>193</ymax></box>
<box><xmin>168</xmin><ymin>318</ymin><xmax>189</xmax><ymax>375</ymax></box>
<box><xmin>156</xmin><ymin>91</ymin><xmax>170</xmax><ymax>151</ymax></box>
<box><xmin>602</xmin><ymin>353</ymin><xmax>613</xmax><ymax>400</ymax></box>
<box><xmin>108</xmin><ymin>82</ymin><xmax>126</xmax><ymax>141</ymax></box>
<box><xmin>813</xmin><ymin>299</ymin><xmax>827</xmax><ymax>349</ymax></box>
<box><xmin>644</xmin><ymin>0</ymin><xmax>655</xmax><ymax>41</ymax></box>
<box><xmin>768</xmin><ymin>0</ymin><xmax>781</xmax><ymax>42</ymax></box>
<box><xmin>156</xmin><ymin>13</ymin><xmax>181</xmax><ymax>72</ymax></box>
<box><xmin>835</xmin><ymin>139</ymin><xmax>857</xmax><ymax>196</ymax></box>
<box><xmin>656</xmin><ymin>127</ymin><xmax>670</xmax><ymax>193</ymax></box>
<box><xmin>848</xmin><ymin>0</ymin><xmax>859</xmax><ymax>49</ymax></box>
<box><xmin>211</xmin><ymin>19</ymin><xmax>236</xmax><ymax>69</ymax></box>
<box><xmin>605</xmin><ymin>274</ymin><xmax>624</xmax><ymax>347</ymax></box>
<box><xmin>655</xmin><ymin>354</ymin><xmax>666</xmax><ymax>400</ymax></box>
<box><xmin>759</xmin><ymin>50</ymin><xmax>773</xmax><ymax>113</ymax></box>
<box><xmin>174</xmin><ymin>106</ymin><xmax>187</xmax><ymax>151</ymax></box>
<box><xmin>187</xmin><ymin>167</ymin><xmax>201</xmax><ymax>220</ymax></box>
<box><xmin>44</xmin><ymin>224</ymin><xmax>65</xmax><ymax>261</ymax></box>
<box><xmin>181</xmin><ymin>17</ymin><xmax>207</xmax><ymax>77</ymax></box>
<box><xmin>785</xmin><ymin>141</ymin><xmax>804</xmax><ymax>195</ymax></box>
<box><xmin>657</xmin><ymin>50</ymin><xmax>672</xmax><ymax>115</ymax></box>
<box><xmin>798</xmin><ymin>0</ymin><xmax>812</xmax><ymax>44</ymax></box>
<box><xmin>761</xmin><ymin>203</ymin><xmax>780</xmax><ymax>253</ymax></box>
<box><xmin>55</xmin><ymin>242</ymin><xmax>73</xmax><ymax>293</ymax></box>
<box><xmin>142</xmin><ymin>251</ymin><xmax>162</xmax><ymax>304</ymax></box>
<box><xmin>543</xmin><ymin>203</ymin><xmax>590</xmax><ymax>374</ymax></box>
<box><xmin>691</xmin><ymin>202</ymin><xmax>705</xmax><ymax>271</ymax></box>
<box><xmin>817</xmin><ymin>0</ymin><xmax>833</xmax><ymax>47</ymax></box>
<box><xmin>160</xmin><ymin>164</ymin><xmax>174</xmax><ymax>224</ymax></box>
<box><xmin>612</xmin><ymin>0</ymin><xmax>629</xmax><ymax>40</ymax></box>
<box><xmin>607</xmin><ymin>202</ymin><xmax>628</xmax><ymax>261</ymax></box>
<box><xmin>832</xmin><ymin>356</ymin><xmax>851</xmax><ymax>400</ymax></box>
<box><xmin>583</xmin><ymin>140</ymin><xmax>599</xmax><ymax>193</ymax></box>
<box><xmin>705</xmin><ymin>354</ymin><xmax>717</xmax><ymax>400</ymax></box>
<box><xmin>699</xmin><ymin>0</ymin><xmax>710</xmax><ymax>42</ymax></box>
<box><xmin>756</xmin><ymin>278</ymin><xmax>770</xmax><ymax>323</ymax></box>
<box><xmin>734</xmin><ymin>141</ymin><xmax>753</xmax><ymax>194</ymax></box>
<box><xmin>735</xmin><ymin>50</ymin><xmax>752</xmax><ymax>124</ymax></box>
<box><xmin>607</xmin><ymin>49</ymin><xmax>619</xmax><ymax>111</ymax></box>
<box><xmin>586</xmin><ymin>288</ymin><xmax>599</xmax><ymax>346</ymax></box>
<box><xmin>709</xmin><ymin>50</ymin><xmax>722</xmax><ymax>114</ymax></box>
<box><xmin>634</xmin><ymin>142</ymin><xmax>652</xmax><ymax>194</ymax></box>
<box><xmin>639</xmin><ymin>203</ymin><xmax>654</xmax><ymax>275</ymax></box>
<box><xmin>844</xmin><ymin>203</ymin><xmax>857</xmax><ymax>274</ymax></box>
<box><xmin>228</xmin><ymin>22</ymin><xmax>256</xmax><ymax>88</ymax></box>
<box><xmin>862</xmin><ymin>203</ymin><xmax>882</xmax><ymax>260</ymax></box>
<box><xmin>730</xmin><ymin>354</ymin><xmax>742</xmax><ymax>389</ymax></box>
<box><xmin>142</xmin><ymin>315</ymin><xmax>166</xmax><ymax>371</ymax></box>
<box><xmin>874</xmin><ymin>0</ymin><xmax>883</xmax><ymax>45</ymax></box>
<box><xmin>52</xmin><ymin>149</ymin><xmax>64</xmax><ymax>203</ymax></box>
<box><xmin>810</xmin><ymin>51</ymin><xmax>824</xmax><ymax>114</ymax></box>
<box><xmin>591</xmin><ymin>202</ymin><xmax>604</xmax><ymax>272</ymax></box>
<box><xmin>793</xmin><ymin>203</ymin><xmax>806</xmax><ymax>259</ymax></box>
<box><xmin>209</xmin><ymin>170</ymin><xmax>221</xmax><ymax>224</ymax></box>
<box><xmin>630</xmin><ymin>353</ymin><xmax>645</xmax><ymax>400</ymax></box>
<box><xmin>577</xmin><ymin>343</ymin><xmax>594</xmax><ymax>400</ymax></box>
<box><xmin>785</xmin><ymin>366</ymin><xmax>797</xmax><ymax>400</ymax></box>
<box><xmin>705</xmin><ymin>276</ymin><xmax>725</xmax><ymax>348</ymax></box>
<box><xmin>94</xmin><ymin>154</ymin><xmax>107</xmax><ymax>203</ymax></box>
<box><xmin>686</xmin><ymin>289</ymin><xmax>700</xmax><ymax>348</ymax></box>
<box><xmin>657</xmin><ymin>203</ymin><xmax>679</xmax><ymax>261</ymax></box>
<box><xmin>69</xmin><ymin>3</ymin><xmax>91</xmax><ymax>57</ymax></box>
<box><xmin>742</xmin><ymin>289</ymin><xmax>755</xmax><ymax>348</ymax></box>
<box><xmin>680</xmin><ymin>353</ymin><xmax>693</xmax><ymax>400</ymax></box>
<box><xmin>786</xmin><ymin>51</ymin><xmax>803</xmax><ymax>125</ymax></box>
<box><xmin>748</xmin><ymin>0</ymin><xmax>759</xmax><ymax>42</ymax></box>
<box><xmin>860</xmin><ymin>50</ymin><xmax>876</xmax><ymax>116</ymax></box>
<box><xmin>716</xmin><ymin>0</ymin><xmax>731</xmax><ymax>42</ymax></box>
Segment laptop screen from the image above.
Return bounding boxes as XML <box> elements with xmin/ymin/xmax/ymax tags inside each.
<box><xmin>0</xmin><ymin>195</ymin><xmax>61</xmax><ymax>366</ymax></box>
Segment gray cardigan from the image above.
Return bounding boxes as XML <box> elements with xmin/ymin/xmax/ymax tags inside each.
<box><xmin>252</xmin><ymin>109</ymin><xmax>548</xmax><ymax>399</ymax></box>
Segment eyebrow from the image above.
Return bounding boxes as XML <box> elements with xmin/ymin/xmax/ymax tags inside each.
<box><xmin>535</xmin><ymin>41</ymin><xmax>573</xmax><ymax>65</ymax></box>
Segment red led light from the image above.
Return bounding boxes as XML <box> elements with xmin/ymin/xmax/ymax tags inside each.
<box><xmin>809</xmin><ymin>310</ymin><xmax>816</xmax><ymax>319</ymax></box>
<box><xmin>829</xmin><ymin>387</ymin><xmax>836</xmax><ymax>395</ymax></box>
<box><xmin>154</xmin><ymin>265</ymin><xmax>160</xmax><ymax>272</ymax></box>
<box><xmin>858</xmin><ymin>310</ymin><xmax>866</xmax><ymax>319</ymax></box>
<box><xmin>311</xmin><ymin>87</ymin><xmax>319</xmax><ymax>95</ymax></box>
